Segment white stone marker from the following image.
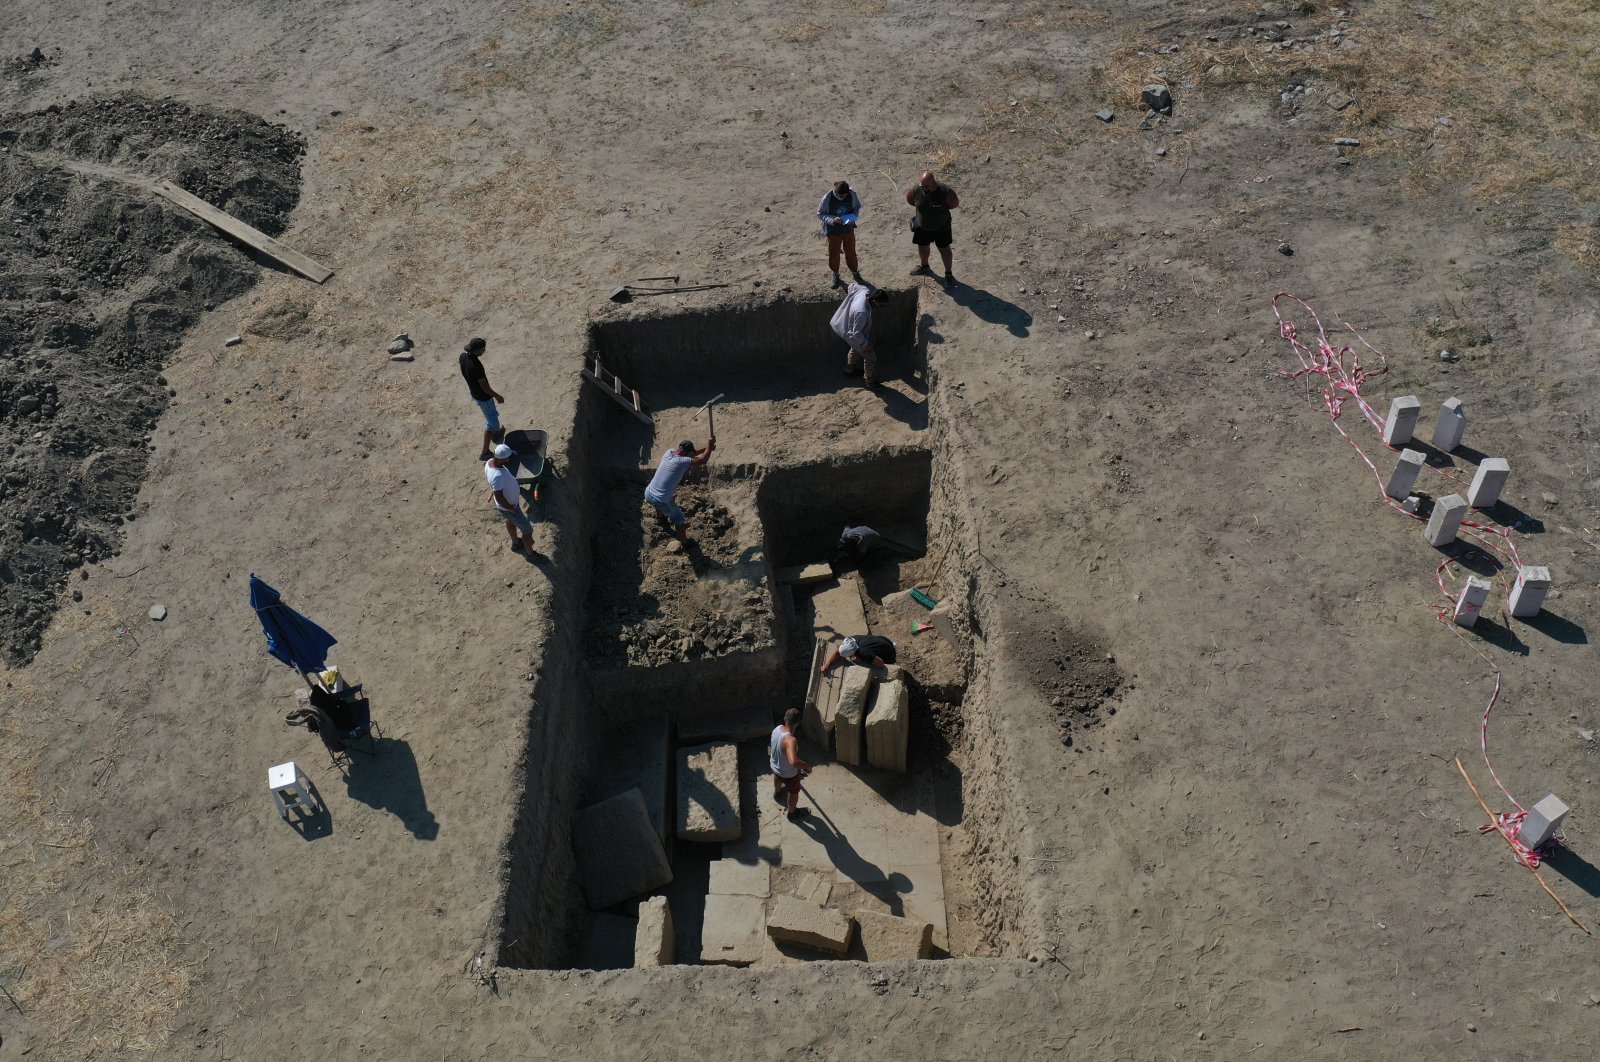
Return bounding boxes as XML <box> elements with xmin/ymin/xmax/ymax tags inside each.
<box><xmin>1516</xmin><ymin>794</ymin><xmax>1569</xmax><ymax>850</ymax></box>
<box><xmin>1385</xmin><ymin>448</ymin><xmax>1427</xmax><ymax>500</ymax></box>
<box><xmin>1453</xmin><ymin>576</ymin><xmax>1491</xmax><ymax>627</ymax></box>
<box><xmin>1467</xmin><ymin>458</ymin><xmax>1509</xmax><ymax>507</ymax></box>
<box><xmin>1507</xmin><ymin>565</ymin><xmax>1551</xmax><ymax>618</ymax></box>
<box><xmin>1432</xmin><ymin>397</ymin><xmax>1467</xmax><ymax>451</ymax></box>
<box><xmin>1382</xmin><ymin>395</ymin><xmax>1422</xmax><ymax>447</ymax></box>
<box><xmin>1424</xmin><ymin>493</ymin><xmax>1468</xmax><ymax>546</ymax></box>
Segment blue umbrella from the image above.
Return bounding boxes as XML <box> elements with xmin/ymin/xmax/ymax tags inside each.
<box><xmin>249</xmin><ymin>573</ymin><xmax>337</xmax><ymax>682</ymax></box>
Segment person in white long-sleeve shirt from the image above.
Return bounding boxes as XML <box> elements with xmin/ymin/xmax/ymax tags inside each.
<box><xmin>829</xmin><ymin>283</ymin><xmax>889</xmax><ymax>387</ymax></box>
<box><xmin>817</xmin><ymin>180</ymin><xmax>863</xmax><ymax>290</ymax></box>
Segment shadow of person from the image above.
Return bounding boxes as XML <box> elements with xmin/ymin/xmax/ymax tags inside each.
<box><xmin>344</xmin><ymin>737</ymin><xmax>438</xmax><ymax>840</ymax></box>
<box><xmin>1544</xmin><ymin>844</ymin><xmax>1600</xmax><ymax>899</ymax></box>
<box><xmin>945</xmin><ymin>282</ymin><xmax>1033</xmax><ymax>337</ymax></box>
<box><xmin>794</xmin><ymin>793</ymin><xmax>904</xmax><ymax>914</ymax></box>
<box><xmin>870</xmin><ymin>382</ymin><xmax>928</xmax><ymax>430</ymax></box>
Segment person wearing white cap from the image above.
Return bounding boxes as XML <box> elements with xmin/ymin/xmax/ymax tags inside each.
<box><xmin>484</xmin><ymin>443</ymin><xmax>535</xmax><ymax>555</ymax></box>
<box><xmin>819</xmin><ymin>634</ymin><xmax>897</xmax><ymax>679</ymax></box>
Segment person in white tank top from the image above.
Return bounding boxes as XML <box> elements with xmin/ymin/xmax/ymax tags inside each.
<box><xmin>769</xmin><ymin>708</ymin><xmax>812</xmax><ymax>821</ymax></box>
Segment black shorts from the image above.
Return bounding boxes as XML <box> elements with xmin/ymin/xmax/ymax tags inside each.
<box><xmin>912</xmin><ymin>227</ymin><xmax>952</xmax><ymax>248</ymax></box>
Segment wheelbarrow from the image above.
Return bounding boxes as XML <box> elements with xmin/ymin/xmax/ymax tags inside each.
<box><xmin>502</xmin><ymin>429</ymin><xmax>553</xmax><ymax>502</ymax></box>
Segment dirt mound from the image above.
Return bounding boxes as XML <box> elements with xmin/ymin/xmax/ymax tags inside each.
<box><xmin>1005</xmin><ymin>605</ymin><xmax>1124</xmax><ymax>747</ymax></box>
<box><xmin>0</xmin><ymin>94</ymin><xmax>303</xmax><ymax>664</ymax></box>
<box><xmin>584</xmin><ymin>483</ymin><xmax>775</xmax><ymax>669</ymax></box>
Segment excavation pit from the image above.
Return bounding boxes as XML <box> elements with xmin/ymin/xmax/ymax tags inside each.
<box><xmin>496</xmin><ymin>295</ymin><xmax>1025</xmax><ymax>971</ymax></box>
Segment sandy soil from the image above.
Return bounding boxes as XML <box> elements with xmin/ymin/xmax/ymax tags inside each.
<box><xmin>5</xmin><ymin>1</ymin><xmax>1600</xmax><ymax>1060</ymax></box>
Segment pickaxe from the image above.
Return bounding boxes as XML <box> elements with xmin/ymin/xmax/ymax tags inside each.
<box><xmin>692</xmin><ymin>392</ymin><xmax>726</xmax><ymax>440</ymax></box>
<box><xmin>692</xmin><ymin>393</ymin><xmax>725</xmax><ymax>492</ymax></box>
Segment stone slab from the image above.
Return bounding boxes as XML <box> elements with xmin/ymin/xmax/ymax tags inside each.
<box><xmin>854</xmin><ymin>909</ymin><xmax>934</xmax><ymax>960</ymax></box>
<box><xmin>590</xmin><ymin>719</ymin><xmax>671</xmax><ymax>843</ymax></box>
<box><xmin>832</xmin><ymin>866</ymin><xmax>949</xmax><ymax>952</ymax></box>
<box><xmin>811</xmin><ymin>575</ymin><xmax>870</xmax><ymax>643</ymax></box>
<box><xmin>766</xmin><ymin>895</ymin><xmax>855</xmax><ymax>955</ymax></box>
<box><xmin>573</xmin><ymin>787</ymin><xmax>674</xmax><ymax>910</ymax></box>
<box><xmin>833</xmin><ymin>666</ymin><xmax>874</xmax><ymax>765</ymax></box>
<box><xmin>803</xmin><ymin>637</ymin><xmax>844</xmax><ymax>745</ymax></box>
<box><xmin>577</xmin><ymin>912</ymin><xmax>636</xmax><ymax>970</ymax></box>
<box><xmin>677</xmin><ymin>741</ymin><xmax>742</xmax><ymax>843</ymax></box>
<box><xmin>700</xmin><ymin>892</ymin><xmax>765</xmax><ymax>966</ymax></box>
<box><xmin>772</xmin><ymin>865</ymin><xmax>833</xmax><ymax>907</ymax></box>
<box><xmin>634</xmin><ymin>896</ymin><xmax>673</xmax><ymax>967</ymax></box>
<box><xmin>722</xmin><ymin>800</ymin><xmax>784</xmax><ymax>867</ymax></box>
<box><xmin>780</xmin><ymin>563</ymin><xmax>836</xmax><ymax>585</ymax></box>
<box><xmin>709</xmin><ymin>858</ymin><xmax>771</xmax><ymax>898</ymax></box>
<box><xmin>771</xmin><ymin>762</ymin><xmax>947</xmax><ymax>947</ymax></box>
<box><xmin>677</xmin><ymin>705</ymin><xmax>773</xmax><ymax>745</ymax></box>
<box><xmin>866</xmin><ymin>676</ymin><xmax>910</xmax><ymax>774</ymax></box>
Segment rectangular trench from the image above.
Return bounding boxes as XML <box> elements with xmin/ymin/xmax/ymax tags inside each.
<box><xmin>493</xmin><ymin>290</ymin><xmax>1033</xmax><ymax>969</ymax></box>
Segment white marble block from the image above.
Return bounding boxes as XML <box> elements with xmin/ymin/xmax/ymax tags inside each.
<box><xmin>1424</xmin><ymin>494</ymin><xmax>1467</xmax><ymax>546</ymax></box>
<box><xmin>1467</xmin><ymin>458</ymin><xmax>1509</xmax><ymax>508</ymax></box>
<box><xmin>1507</xmin><ymin>565</ymin><xmax>1551</xmax><ymax>618</ymax></box>
<box><xmin>1382</xmin><ymin>395</ymin><xmax>1422</xmax><ymax>447</ymax></box>
<box><xmin>1432</xmin><ymin>397</ymin><xmax>1466</xmax><ymax>451</ymax></box>
<box><xmin>1385</xmin><ymin>449</ymin><xmax>1426</xmax><ymax>500</ymax></box>
<box><xmin>1453</xmin><ymin>576</ymin><xmax>1491</xmax><ymax>627</ymax></box>
<box><xmin>1516</xmin><ymin>794</ymin><xmax>1569</xmax><ymax>850</ymax></box>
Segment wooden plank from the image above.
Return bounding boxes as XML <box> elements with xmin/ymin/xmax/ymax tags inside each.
<box><xmin>152</xmin><ymin>180</ymin><xmax>333</xmax><ymax>284</ymax></box>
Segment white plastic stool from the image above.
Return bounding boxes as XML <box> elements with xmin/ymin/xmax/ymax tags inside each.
<box><xmin>269</xmin><ymin>760</ymin><xmax>319</xmax><ymax>821</ymax></box>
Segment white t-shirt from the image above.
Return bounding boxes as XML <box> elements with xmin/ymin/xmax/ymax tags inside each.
<box><xmin>645</xmin><ymin>450</ymin><xmax>696</xmax><ymax>503</ymax></box>
<box><xmin>485</xmin><ymin>461</ymin><xmax>521</xmax><ymax>512</ymax></box>
<box><xmin>769</xmin><ymin>724</ymin><xmax>798</xmax><ymax>778</ymax></box>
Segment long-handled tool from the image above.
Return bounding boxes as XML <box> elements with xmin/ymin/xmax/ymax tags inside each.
<box><xmin>692</xmin><ymin>393</ymin><xmax>725</xmax><ymax>493</ymax></box>
<box><xmin>609</xmin><ymin>282</ymin><xmax>730</xmax><ymax>303</ymax></box>
<box><xmin>692</xmin><ymin>392</ymin><xmax>725</xmax><ymax>441</ymax></box>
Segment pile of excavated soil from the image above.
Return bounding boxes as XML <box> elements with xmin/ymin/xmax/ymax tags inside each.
<box><xmin>0</xmin><ymin>94</ymin><xmax>303</xmax><ymax>663</ymax></box>
<box><xmin>584</xmin><ymin>482</ymin><xmax>774</xmax><ymax>668</ymax></box>
<box><xmin>1003</xmin><ymin>603</ymin><xmax>1125</xmax><ymax>748</ymax></box>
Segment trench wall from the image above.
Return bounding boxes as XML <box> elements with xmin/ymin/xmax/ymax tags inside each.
<box><xmin>920</xmin><ymin>356</ymin><xmax>1035</xmax><ymax>952</ymax></box>
<box><xmin>589</xmin><ymin>645</ymin><xmax>786</xmax><ymax>726</ymax></box>
<box><xmin>493</xmin><ymin>389</ymin><xmax>609</xmax><ymax>968</ymax></box>
<box><xmin>590</xmin><ymin>289</ymin><xmax>920</xmax><ymax>378</ymax></box>
<box><xmin>757</xmin><ymin>447</ymin><xmax>933</xmax><ymax>566</ymax></box>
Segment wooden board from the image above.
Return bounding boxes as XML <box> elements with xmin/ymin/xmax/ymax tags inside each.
<box><xmin>152</xmin><ymin>180</ymin><xmax>333</xmax><ymax>284</ymax></box>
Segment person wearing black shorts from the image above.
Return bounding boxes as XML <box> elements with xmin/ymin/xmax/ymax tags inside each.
<box><xmin>906</xmin><ymin>171</ymin><xmax>960</xmax><ymax>284</ymax></box>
